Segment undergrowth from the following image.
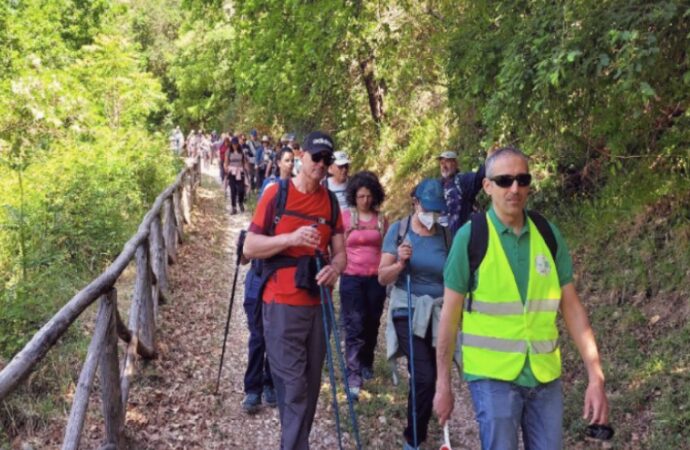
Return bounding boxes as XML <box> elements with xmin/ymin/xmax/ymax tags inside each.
<box><xmin>544</xmin><ymin>160</ymin><xmax>690</xmax><ymax>448</ymax></box>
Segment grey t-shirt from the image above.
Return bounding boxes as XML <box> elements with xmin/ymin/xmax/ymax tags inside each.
<box><xmin>327</xmin><ymin>177</ymin><xmax>349</xmax><ymax>210</ymax></box>
<box><xmin>382</xmin><ymin>220</ymin><xmax>447</xmax><ymax>298</ymax></box>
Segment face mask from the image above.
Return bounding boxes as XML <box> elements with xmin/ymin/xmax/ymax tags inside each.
<box><xmin>418</xmin><ymin>212</ymin><xmax>437</xmax><ymax>230</ymax></box>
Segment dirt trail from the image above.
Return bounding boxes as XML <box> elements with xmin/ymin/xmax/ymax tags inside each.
<box><xmin>79</xmin><ymin>161</ymin><xmax>480</xmax><ymax>449</ymax></box>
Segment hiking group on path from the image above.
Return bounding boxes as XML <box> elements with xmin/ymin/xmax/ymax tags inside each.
<box><xmin>173</xmin><ymin>126</ymin><xmax>612</xmax><ymax>450</ymax></box>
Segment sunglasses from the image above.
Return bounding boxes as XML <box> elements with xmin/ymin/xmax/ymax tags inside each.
<box><xmin>311</xmin><ymin>151</ymin><xmax>334</xmax><ymax>165</ymax></box>
<box><xmin>490</xmin><ymin>173</ymin><xmax>532</xmax><ymax>188</ymax></box>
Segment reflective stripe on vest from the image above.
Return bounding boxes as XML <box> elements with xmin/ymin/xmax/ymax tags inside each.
<box><xmin>462</xmin><ymin>213</ymin><xmax>562</xmax><ymax>383</ymax></box>
<box><xmin>462</xmin><ymin>334</ymin><xmax>559</xmax><ymax>354</ymax></box>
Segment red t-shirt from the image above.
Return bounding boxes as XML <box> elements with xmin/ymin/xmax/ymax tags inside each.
<box><xmin>249</xmin><ymin>180</ymin><xmax>344</xmax><ymax>306</ymax></box>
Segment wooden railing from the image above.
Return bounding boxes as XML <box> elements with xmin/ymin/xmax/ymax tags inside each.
<box><xmin>0</xmin><ymin>157</ymin><xmax>202</xmax><ymax>450</ymax></box>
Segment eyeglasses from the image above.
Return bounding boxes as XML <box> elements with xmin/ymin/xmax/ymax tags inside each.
<box><xmin>490</xmin><ymin>173</ymin><xmax>532</xmax><ymax>188</ymax></box>
<box><xmin>310</xmin><ymin>151</ymin><xmax>334</xmax><ymax>165</ymax></box>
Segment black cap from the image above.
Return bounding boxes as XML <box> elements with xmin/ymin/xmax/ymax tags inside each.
<box><xmin>302</xmin><ymin>131</ymin><xmax>334</xmax><ymax>154</ymax></box>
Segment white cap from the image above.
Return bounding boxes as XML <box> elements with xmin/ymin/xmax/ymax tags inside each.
<box><xmin>261</xmin><ymin>135</ymin><xmax>270</xmax><ymax>142</ymax></box>
<box><xmin>333</xmin><ymin>151</ymin><xmax>350</xmax><ymax>166</ymax></box>
<box><xmin>437</xmin><ymin>150</ymin><xmax>458</xmax><ymax>160</ymax></box>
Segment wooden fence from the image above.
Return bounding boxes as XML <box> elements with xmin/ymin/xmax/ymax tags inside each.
<box><xmin>0</xmin><ymin>157</ymin><xmax>202</xmax><ymax>450</ymax></box>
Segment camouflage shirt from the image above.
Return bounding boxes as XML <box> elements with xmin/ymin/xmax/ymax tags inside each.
<box><xmin>441</xmin><ymin>165</ymin><xmax>486</xmax><ymax>236</ymax></box>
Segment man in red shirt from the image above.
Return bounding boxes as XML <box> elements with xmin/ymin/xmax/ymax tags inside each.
<box><xmin>243</xmin><ymin>131</ymin><xmax>346</xmax><ymax>450</ymax></box>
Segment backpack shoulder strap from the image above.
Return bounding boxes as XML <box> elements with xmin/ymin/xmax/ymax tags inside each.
<box><xmin>441</xmin><ymin>225</ymin><xmax>452</xmax><ymax>251</ymax></box>
<box><xmin>377</xmin><ymin>212</ymin><xmax>385</xmax><ymax>239</ymax></box>
<box><xmin>526</xmin><ymin>210</ymin><xmax>558</xmax><ymax>260</ymax></box>
<box><xmin>468</xmin><ymin>212</ymin><xmax>489</xmax><ymax>277</ymax></box>
<box><xmin>268</xmin><ymin>178</ymin><xmax>290</xmax><ymax>236</ymax></box>
<box><xmin>396</xmin><ymin>215</ymin><xmax>412</xmax><ymax>246</ymax></box>
<box><xmin>466</xmin><ymin>212</ymin><xmax>489</xmax><ymax>312</ymax></box>
<box><xmin>327</xmin><ymin>189</ymin><xmax>340</xmax><ymax>230</ymax></box>
<box><xmin>350</xmin><ymin>207</ymin><xmax>359</xmax><ymax>230</ymax></box>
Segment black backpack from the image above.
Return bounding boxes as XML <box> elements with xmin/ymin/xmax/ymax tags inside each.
<box><xmin>466</xmin><ymin>210</ymin><xmax>557</xmax><ymax>312</ymax></box>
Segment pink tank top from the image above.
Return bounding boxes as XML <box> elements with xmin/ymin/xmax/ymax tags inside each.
<box><xmin>342</xmin><ymin>209</ymin><xmax>387</xmax><ymax>276</ymax></box>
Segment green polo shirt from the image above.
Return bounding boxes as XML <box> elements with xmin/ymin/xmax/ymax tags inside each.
<box><xmin>444</xmin><ymin>208</ymin><xmax>574</xmax><ymax>387</ymax></box>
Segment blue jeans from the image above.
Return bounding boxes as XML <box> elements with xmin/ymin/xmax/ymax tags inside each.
<box><xmin>468</xmin><ymin>378</ymin><xmax>563</xmax><ymax>450</ymax></box>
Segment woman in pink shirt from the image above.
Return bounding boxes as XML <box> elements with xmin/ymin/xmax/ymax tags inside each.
<box><xmin>340</xmin><ymin>170</ymin><xmax>388</xmax><ymax>399</ymax></box>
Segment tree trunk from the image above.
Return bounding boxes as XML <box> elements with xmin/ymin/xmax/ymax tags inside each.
<box><xmin>359</xmin><ymin>57</ymin><xmax>386</xmax><ymax>125</ymax></box>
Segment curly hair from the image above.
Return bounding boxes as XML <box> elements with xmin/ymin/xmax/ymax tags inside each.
<box><xmin>345</xmin><ymin>170</ymin><xmax>385</xmax><ymax>210</ymax></box>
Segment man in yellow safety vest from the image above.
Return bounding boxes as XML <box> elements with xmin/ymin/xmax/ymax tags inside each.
<box><xmin>433</xmin><ymin>146</ymin><xmax>609</xmax><ymax>449</ymax></box>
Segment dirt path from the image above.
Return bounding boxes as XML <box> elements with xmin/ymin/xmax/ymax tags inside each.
<box><xmin>79</xmin><ymin>161</ymin><xmax>480</xmax><ymax>449</ymax></box>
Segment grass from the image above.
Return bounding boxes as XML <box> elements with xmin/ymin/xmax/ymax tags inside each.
<box><xmin>553</xmin><ymin>163</ymin><xmax>690</xmax><ymax>448</ymax></box>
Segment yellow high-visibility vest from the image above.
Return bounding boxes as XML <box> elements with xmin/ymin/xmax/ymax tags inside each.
<box><xmin>462</xmin><ymin>214</ymin><xmax>562</xmax><ymax>382</ymax></box>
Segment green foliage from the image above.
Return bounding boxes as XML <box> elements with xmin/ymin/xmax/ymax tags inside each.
<box><xmin>0</xmin><ymin>0</ymin><xmax>178</xmax><ymax>358</ymax></box>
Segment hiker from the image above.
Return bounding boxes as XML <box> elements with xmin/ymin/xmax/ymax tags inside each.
<box><xmin>239</xmin><ymin>130</ymin><xmax>256</xmax><ymax>192</ymax></box>
<box><xmin>224</xmin><ymin>136</ymin><xmax>248</xmax><ymax>214</ymax></box>
<box><xmin>438</xmin><ymin>150</ymin><xmax>487</xmax><ymax>236</ymax></box>
<box><xmin>255</xmin><ymin>135</ymin><xmax>270</xmax><ymax>188</ymax></box>
<box><xmin>200</xmin><ymin>132</ymin><xmax>211</xmax><ymax>167</ymax></box>
<box><xmin>340</xmin><ymin>170</ymin><xmax>388</xmax><ymax>400</ymax></box>
<box><xmin>169</xmin><ymin>125</ymin><xmax>184</xmax><ymax>155</ymax></box>
<box><xmin>243</xmin><ymin>131</ymin><xmax>345</xmax><ymax>450</ymax></box>
<box><xmin>434</xmin><ymin>146</ymin><xmax>609</xmax><ymax>450</ymax></box>
<box><xmin>378</xmin><ymin>178</ymin><xmax>450</xmax><ymax>450</ymax></box>
<box><xmin>219</xmin><ymin>135</ymin><xmax>230</xmax><ymax>185</ymax></box>
<box><xmin>259</xmin><ymin>146</ymin><xmax>294</xmax><ymax>197</ymax></box>
<box><xmin>326</xmin><ymin>151</ymin><xmax>350</xmax><ymax>210</ymax></box>
<box><xmin>239</xmin><ymin>149</ymin><xmax>295</xmax><ymax>414</ymax></box>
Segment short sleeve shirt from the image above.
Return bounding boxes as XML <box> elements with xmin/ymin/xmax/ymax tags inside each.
<box><xmin>249</xmin><ymin>180</ymin><xmax>344</xmax><ymax>306</ymax></box>
<box><xmin>382</xmin><ymin>220</ymin><xmax>447</xmax><ymax>298</ymax></box>
<box><xmin>443</xmin><ymin>207</ymin><xmax>574</xmax><ymax>386</ymax></box>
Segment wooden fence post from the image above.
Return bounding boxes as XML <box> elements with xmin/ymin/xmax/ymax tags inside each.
<box><xmin>149</xmin><ymin>214</ymin><xmax>169</xmax><ymax>307</ymax></box>
<box><xmin>62</xmin><ymin>294</ymin><xmax>113</xmax><ymax>450</ymax></box>
<box><xmin>121</xmin><ymin>244</ymin><xmax>157</xmax><ymax>413</ymax></box>
<box><xmin>100</xmin><ymin>289</ymin><xmax>123</xmax><ymax>449</ymax></box>
<box><xmin>181</xmin><ymin>173</ymin><xmax>192</xmax><ymax>226</ymax></box>
<box><xmin>162</xmin><ymin>198</ymin><xmax>177</xmax><ymax>265</ymax></box>
<box><xmin>134</xmin><ymin>243</ymin><xmax>156</xmax><ymax>354</ymax></box>
<box><xmin>173</xmin><ymin>188</ymin><xmax>184</xmax><ymax>243</ymax></box>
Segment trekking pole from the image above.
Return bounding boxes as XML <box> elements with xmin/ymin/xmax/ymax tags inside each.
<box><xmin>439</xmin><ymin>423</ymin><xmax>452</xmax><ymax>450</ymax></box>
<box><xmin>405</xmin><ymin>269</ymin><xmax>419</xmax><ymax>448</ymax></box>
<box><xmin>315</xmin><ymin>250</ymin><xmax>363</xmax><ymax>450</ymax></box>
<box><xmin>215</xmin><ymin>230</ymin><xmax>246</xmax><ymax>394</ymax></box>
<box><xmin>317</xmin><ymin>261</ymin><xmax>345</xmax><ymax>450</ymax></box>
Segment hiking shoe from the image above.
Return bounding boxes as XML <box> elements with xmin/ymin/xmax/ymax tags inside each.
<box><xmin>242</xmin><ymin>393</ymin><xmax>261</xmax><ymax>414</ymax></box>
<box><xmin>402</xmin><ymin>441</ymin><xmax>419</xmax><ymax>450</ymax></box>
<box><xmin>263</xmin><ymin>386</ymin><xmax>277</xmax><ymax>407</ymax></box>
<box><xmin>239</xmin><ymin>204</ymin><xmax>245</xmax><ymax>213</ymax></box>
<box><xmin>231</xmin><ymin>207</ymin><xmax>237</xmax><ymax>215</ymax></box>
<box><xmin>362</xmin><ymin>366</ymin><xmax>374</xmax><ymax>381</ymax></box>
<box><xmin>348</xmin><ymin>386</ymin><xmax>360</xmax><ymax>402</ymax></box>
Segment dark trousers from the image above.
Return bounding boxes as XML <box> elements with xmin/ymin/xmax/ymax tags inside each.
<box><xmin>243</xmin><ymin>268</ymin><xmax>273</xmax><ymax>394</ymax></box>
<box><xmin>339</xmin><ymin>274</ymin><xmax>386</xmax><ymax>387</ymax></box>
<box><xmin>264</xmin><ymin>302</ymin><xmax>326</xmax><ymax>450</ymax></box>
<box><xmin>228</xmin><ymin>175</ymin><xmax>245</xmax><ymax>207</ymax></box>
<box><xmin>393</xmin><ymin>317</ymin><xmax>437</xmax><ymax>446</ymax></box>
<box><xmin>256</xmin><ymin>165</ymin><xmax>266</xmax><ymax>190</ymax></box>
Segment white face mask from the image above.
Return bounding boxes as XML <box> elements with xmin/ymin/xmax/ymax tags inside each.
<box><xmin>418</xmin><ymin>212</ymin><xmax>437</xmax><ymax>230</ymax></box>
